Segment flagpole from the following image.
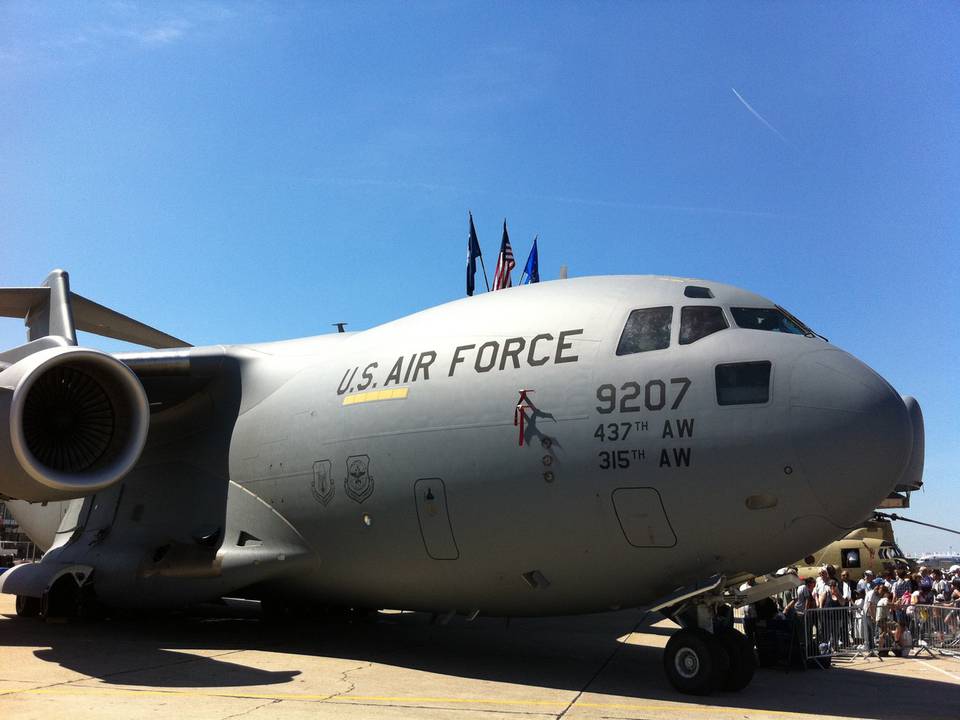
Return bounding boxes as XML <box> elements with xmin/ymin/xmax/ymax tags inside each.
<box><xmin>468</xmin><ymin>210</ymin><xmax>491</xmax><ymax>293</ymax></box>
<box><xmin>479</xmin><ymin>256</ymin><xmax>491</xmax><ymax>292</ymax></box>
<box><xmin>520</xmin><ymin>234</ymin><xmax>538</xmax><ymax>285</ymax></box>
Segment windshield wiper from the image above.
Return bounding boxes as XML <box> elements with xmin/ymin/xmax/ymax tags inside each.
<box><xmin>777</xmin><ymin>305</ymin><xmax>828</xmax><ymax>342</ymax></box>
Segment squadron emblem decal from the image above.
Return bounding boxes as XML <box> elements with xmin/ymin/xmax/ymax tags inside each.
<box><xmin>311</xmin><ymin>460</ymin><xmax>335</xmax><ymax>506</ymax></box>
<box><xmin>344</xmin><ymin>455</ymin><xmax>375</xmax><ymax>503</ymax></box>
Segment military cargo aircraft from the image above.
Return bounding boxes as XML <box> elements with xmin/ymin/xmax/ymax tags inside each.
<box><xmin>0</xmin><ymin>269</ymin><xmax>924</xmax><ymax>695</ymax></box>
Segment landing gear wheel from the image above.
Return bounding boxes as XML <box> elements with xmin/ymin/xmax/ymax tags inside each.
<box><xmin>717</xmin><ymin>627</ymin><xmax>756</xmax><ymax>691</ymax></box>
<box><xmin>15</xmin><ymin>595</ymin><xmax>41</xmax><ymax>618</ymax></box>
<box><xmin>663</xmin><ymin>628</ymin><xmax>730</xmax><ymax>695</ymax></box>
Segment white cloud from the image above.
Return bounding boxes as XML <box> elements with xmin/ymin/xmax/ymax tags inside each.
<box><xmin>0</xmin><ymin>2</ymin><xmax>246</xmax><ymax>72</ymax></box>
<box><xmin>129</xmin><ymin>19</ymin><xmax>193</xmax><ymax>47</ymax></box>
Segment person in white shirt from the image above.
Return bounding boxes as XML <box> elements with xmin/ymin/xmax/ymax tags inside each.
<box><xmin>862</xmin><ymin>579</ymin><xmax>883</xmax><ymax>651</ymax></box>
<box><xmin>839</xmin><ymin>570</ymin><xmax>854</xmax><ymax>605</ymax></box>
<box><xmin>857</xmin><ymin>570</ymin><xmax>874</xmax><ymax>594</ymax></box>
<box><xmin>874</xmin><ymin>587</ymin><xmax>898</xmax><ymax>653</ymax></box>
<box><xmin>931</xmin><ymin>569</ymin><xmax>950</xmax><ymax>597</ymax></box>
<box><xmin>814</xmin><ymin>566</ymin><xmax>830</xmax><ymax>596</ymax></box>
<box><xmin>882</xmin><ymin>568</ymin><xmax>897</xmax><ymax>591</ymax></box>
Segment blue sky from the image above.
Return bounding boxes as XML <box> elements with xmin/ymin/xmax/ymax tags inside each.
<box><xmin>1</xmin><ymin>2</ymin><xmax>957</xmax><ymax>554</ymax></box>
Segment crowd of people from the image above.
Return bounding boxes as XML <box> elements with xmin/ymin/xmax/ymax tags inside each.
<box><xmin>783</xmin><ymin>563</ymin><xmax>960</xmax><ymax>657</ymax></box>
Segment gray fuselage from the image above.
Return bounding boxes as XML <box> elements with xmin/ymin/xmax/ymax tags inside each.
<box><xmin>6</xmin><ymin>276</ymin><xmax>917</xmax><ymax>616</ymax></box>
<box><xmin>223</xmin><ymin>276</ymin><xmax>914</xmax><ymax>615</ymax></box>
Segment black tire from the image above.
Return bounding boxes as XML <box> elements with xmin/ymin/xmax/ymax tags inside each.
<box><xmin>663</xmin><ymin>628</ymin><xmax>730</xmax><ymax>695</ymax></box>
<box><xmin>717</xmin><ymin>627</ymin><xmax>757</xmax><ymax>692</ymax></box>
<box><xmin>42</xmin><ymin>576</ymin><xmax>81</xmax><ymax>619</ymax></box>
<box><xmin>15</xmin><ymin>595</ymin><xmax>41</xmax><ymax>618</ymax></box>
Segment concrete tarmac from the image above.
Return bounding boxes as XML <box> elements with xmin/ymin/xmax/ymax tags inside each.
<box><xmin>1</xmin><ymin>594</ymin><xmax>958</xmax><ymax>720</ymax></box>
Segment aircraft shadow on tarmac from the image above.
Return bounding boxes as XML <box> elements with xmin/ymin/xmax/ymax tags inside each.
<box><xmin>2</xmin><ymin>608</ymin><xmax>958</xmax><ymax>719</ymax></box>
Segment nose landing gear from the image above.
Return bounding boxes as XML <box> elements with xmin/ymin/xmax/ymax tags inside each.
<box><xmin>664</xmin><ymin>628</ymin><xmax>728</xmax><ymax>694</ymax></box>
<box><xmin>651</xmin><ymin>575</ymin><xmax>759</xmax><ymax>694</ymax></box>
<box><xmin>716</xmin><ymin>626</ymin><xmax>756</xmax><ymax>691</ymax></box>
<box><xmin>663</xmin><ymin>626</ymin><xmax>755</xmax><ymax>695</ymax></box>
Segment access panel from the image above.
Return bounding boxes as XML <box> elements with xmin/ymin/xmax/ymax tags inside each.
<box><xmin>612</xmin><ymin>487</ymin><xmax>677</xmax><ymax>548</ymax></box>
<box><xmin>414</xmin><ymin>478</ymin><xmax>459</xmax><ymax>560</ymax></box>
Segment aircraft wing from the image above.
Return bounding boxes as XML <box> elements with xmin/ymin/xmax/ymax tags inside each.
<box><xmin>70</xmin><ymin>292</ymin><xmax>191</xmax><ymax>349</ymax></box>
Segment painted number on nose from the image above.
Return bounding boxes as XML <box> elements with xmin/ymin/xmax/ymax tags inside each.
<box><xmin>595</xmin><ymin>378</ymin><xmax>691</xmax><ymax>414</ymax></box>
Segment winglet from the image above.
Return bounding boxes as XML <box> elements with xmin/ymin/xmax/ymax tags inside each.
<box><xmin>29</xmin><ymin>269</ymin><xmax>77</xmax><ymax>343</ymax></box>
<box><xmin>0</xmin><ymin>270</ymin><xmax>191</xmax><ymax>349</ymax></box>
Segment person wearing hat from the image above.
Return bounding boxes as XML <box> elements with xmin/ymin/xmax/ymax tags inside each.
<box><xmin>858</xmin><ymin>569</ymin><xmax>875</xmax><ymax>594</ymax></box>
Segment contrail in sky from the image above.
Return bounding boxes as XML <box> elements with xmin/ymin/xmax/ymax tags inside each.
<box><xmin>731</xmin><ymin>87</ymin><xmax>796</xmax><ymax>150</ymax></box>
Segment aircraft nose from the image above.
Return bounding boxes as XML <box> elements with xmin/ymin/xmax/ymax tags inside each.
<box><xmin>788</xmin><ymin>349</ymin><xmax>913</xmax><ymax>525</ymax></box>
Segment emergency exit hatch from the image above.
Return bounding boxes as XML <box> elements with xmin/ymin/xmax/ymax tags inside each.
<box><xmin>414</xmin><ymin>478</ymin><xmax>460</xmax><ymax>560</ymax></box>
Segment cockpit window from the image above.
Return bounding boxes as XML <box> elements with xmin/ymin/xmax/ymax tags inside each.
<box><xmin>679</xmin><ymin>306</ymin><xmax>728</xmax><ymax>345</ymax></box>
<box><xmin>617</xmin><ymin>307</ymin><xmax>672</xmax><ymax>355</ymax></box>
<box><xmin>684</xmin><ymin>286</ymin><xmax>714</xmax><ymax>299</ymax></box>
<box><xmin>715</xmin><ymin>361</ymin><xmax>772</xmax><ymax>405</ymax></box>
<box><xmin>730</xmin><ymin>307</ymin><xmax>807</xmax><ymax>335</ymax></box>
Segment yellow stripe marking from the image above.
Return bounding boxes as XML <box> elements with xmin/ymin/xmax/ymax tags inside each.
<box><xmin>342</xmin><ymin>387</ymin><xmax>409</xmax><ymax>406</ymax></box>
<box><xmin>0</xmin><ymin>686</ymin><xmax>819</xmax><ymax>716</ymax></box>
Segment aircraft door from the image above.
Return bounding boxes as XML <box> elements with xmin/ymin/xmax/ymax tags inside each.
<box><xmin>414</xmin><ymin>478</ymin><xmax>460</xmax><ymax>560</ymax></box>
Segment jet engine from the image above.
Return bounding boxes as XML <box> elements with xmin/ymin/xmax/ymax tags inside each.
<box><xmin>0</xmin><ymin>346</ymin><xmax>149</xmax><ymax>502</ymax></box>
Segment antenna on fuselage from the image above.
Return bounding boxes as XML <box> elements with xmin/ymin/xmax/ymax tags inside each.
<box><xmin>333</xmin><ymin>323</ymin><xmax>347</xmax><ymax>334</ymax></box>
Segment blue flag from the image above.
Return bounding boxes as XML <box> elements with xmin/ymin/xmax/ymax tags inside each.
<box><xmin>466</xmin><ymin>212</ymin><xmax>482</xmax><ymax>296</ymax></box>
<box><xmin>521</xmin><ymin>236</ymin><xmax>539</xmax><ymax>284</ymax></box>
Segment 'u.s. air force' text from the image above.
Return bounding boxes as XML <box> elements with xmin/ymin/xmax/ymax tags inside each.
<box><xmin>337</xmin><ymin>329</ymin><xmax>584</xmax><ymax>395</ymax></box>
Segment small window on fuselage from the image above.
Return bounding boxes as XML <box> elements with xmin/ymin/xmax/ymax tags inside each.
<box><xmin>841</xmin><ymin>549</ymin><xmax>862</xmax><ymax>569</ymax></box>
<box><xmin>617</xmin><ymin>307</ymin><xmax>672</xmax><ymax>355</ymax></box>
<box><xmin>715</xmin><ymin>361</ymin><xmax>772</xmax><ymax>405</ymax></box>
<box><xmin>679</xmin><ymin>306</ymin><xmax>728</xmax><ymax>345</ymax></box>
<box><xmin>684</xmin><ymin>286</ymin><xmax>713</xmax><ymax>299</ymax></box>
<box><xmin>730</xmin><ymin>307</ymin><xmax>806</xmax><ymax>335</ymax></box>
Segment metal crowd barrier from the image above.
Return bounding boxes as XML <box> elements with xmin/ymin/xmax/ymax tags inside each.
<box><xmin>803</xmin><ymin>606</ymin><xmax>867</xmax><ymax>664</ymax></box>
<box><xmin>803</xmin><ymin>604</ymin><xmax>960</xmax><ymax>663</ymax></box>
<box><xmin>882</xmin><ymin>604</ymin><xmax>960</xmax><ymax>658</ymax></box>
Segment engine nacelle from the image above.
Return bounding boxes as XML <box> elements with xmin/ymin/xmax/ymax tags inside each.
<box><xmin>0</xmin><ymin>347</ymin><xmax>149</xmax><ymax>502</ymax></box>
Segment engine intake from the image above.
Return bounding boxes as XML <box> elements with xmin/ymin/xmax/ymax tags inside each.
<box><xmin>0</xmin><ymin>347</ymin><xmax>148</xmax><ymax>501</ymax></box>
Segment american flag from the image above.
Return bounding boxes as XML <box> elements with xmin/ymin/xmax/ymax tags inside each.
<box><xmin>493</xmin><ymin>221</ymin><xmax>515</xmax><ymax>290</ymax></box>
